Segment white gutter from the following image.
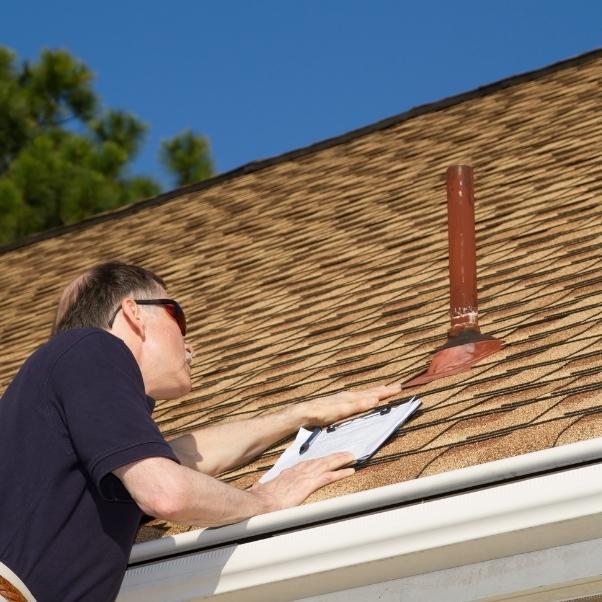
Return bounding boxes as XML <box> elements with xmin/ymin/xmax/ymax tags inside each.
<box><xmin>119</xmin><ymin>459</ymin><xmax>602</xmax><ymax>601</ymax></box>
<box><xmin>130</xmin><ymin>436</ymin><xmax>602</xmax><ymax>564</ymax></box>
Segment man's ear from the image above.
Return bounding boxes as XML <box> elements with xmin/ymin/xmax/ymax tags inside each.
<box><xmin>121</xmin><ymin>298</ymin><xmax>146</xmax><ymax>338</ymax></box>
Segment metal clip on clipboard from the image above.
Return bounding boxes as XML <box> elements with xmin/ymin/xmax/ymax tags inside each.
<box><xmin>299</xmin><ymin>407</ymin><xmax>394</xmax><ymax>455</ymax></box>
<box><xmin>326</xmin><ymin>405</ymin><xmax>392</xmax><ymax>433</ymax></box>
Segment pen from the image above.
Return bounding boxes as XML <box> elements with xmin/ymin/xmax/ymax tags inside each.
<box><xmin>299</xmin><ymin>427</ymin><xmax>321</xmax><ymax>454</ymax></box>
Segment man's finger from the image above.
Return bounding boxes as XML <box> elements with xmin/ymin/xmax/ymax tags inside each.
<box><xmin>315</xmin><ymin>466</ymin><xmax>355</xmax><ymax>488</ymax></box>
<box><xmin>318</xmin><ymin>452</ymin><xmax>356</xmax><ymax>470</ymax></box>
<box><xmin>331</xmin><ymin>467</ymin><xmax>355</xmax><ymax>480</ymax></box>
<box><xmin>297</xmin><ymin>452</ymin><xmax>355</xmax><ymax>473</ymax></box>
<box><xmin>349</xmin><ymin>383</ymin><xmax>399</xmax><ymax>400</ymax></box>
<box><xmin>375</xmin><ymin>383</ymin><xmax>402</xmax><ymax>399</ymax></box>
<box><xmin>350</xmin><ymin>384</ymin><xmax>400</xmax><ymax>408</ymax></box>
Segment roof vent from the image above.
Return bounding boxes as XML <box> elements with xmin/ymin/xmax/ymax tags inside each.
<box><xmin>404</xmin><ymin>165</ymin><xmax>503</xmax><ymax>387</ymax></box>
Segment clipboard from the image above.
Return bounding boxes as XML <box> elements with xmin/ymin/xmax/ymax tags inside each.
<box><xmin>259</xmin><ymin>396</ymin><xmax>421</xmax><ymax>483</ymax></box>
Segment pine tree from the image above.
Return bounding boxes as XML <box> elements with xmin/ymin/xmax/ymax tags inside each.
<box><xmin>0</xmin><ymin>47</ymin><xmax>214</xmax><ymax>244</ymax></box>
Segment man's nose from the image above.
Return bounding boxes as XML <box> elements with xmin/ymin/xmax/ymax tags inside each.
<box><xmin>185</xmin><ymin>342</ymin><xmax>193</xmax><ymax>359</ymax></box>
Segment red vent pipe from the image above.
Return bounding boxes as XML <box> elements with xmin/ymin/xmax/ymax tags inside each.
<box><xmin>404</xmin><ymin>166</ymin><xmax>503</xmax><ymax>387</ymax></box>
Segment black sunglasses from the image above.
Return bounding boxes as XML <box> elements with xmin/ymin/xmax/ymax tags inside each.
<box><xmin>108</xmin><ymin>299</ymin><xmax>187</xmax><ymax>336</ymax></box>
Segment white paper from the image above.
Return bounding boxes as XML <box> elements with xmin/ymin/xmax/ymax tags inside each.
<box><xmin>259</xmin><ymin>397</ymin><xmax>420</xmax><ymax>483</ymax></box>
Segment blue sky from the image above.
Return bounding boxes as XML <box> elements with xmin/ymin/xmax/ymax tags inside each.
<box><xmin>3</xmin><ymin>1</ymin><xmax>602</xmax><ymax>189</ymax></box>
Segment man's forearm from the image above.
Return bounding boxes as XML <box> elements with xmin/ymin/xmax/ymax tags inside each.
<box><xmin>169</xmin><ymin>451</ymin><xmax>356</xmax><ymax>527</ymax></box>
<box><xmin>115</xmin><ymin>457</ymin><xmax>270</xmax><ymax>527</ymax></box>
<box><xmin>115</xmin><ymin>453</ymin><xmax>355</xmax><ymax>529</ymax></box>
<box><xmin>167</xmin><ymin>404</ymin><xmax>307</xmax><ymax>475</ymax></box>
<box><xmin>167</xmin><ymin>384</ymin><xmax>403</xmax><ymax>476</ymax></box>
<box><xmin>168</xmin><ymin>464</ymin><xmax>269</xmax><ymax>526</ymax></box>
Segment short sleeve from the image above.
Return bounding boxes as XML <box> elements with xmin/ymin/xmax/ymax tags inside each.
<box><xmin>49</xmin><ymin>331</ymin><xmax>179</xmax><ymax>500</ymax></box>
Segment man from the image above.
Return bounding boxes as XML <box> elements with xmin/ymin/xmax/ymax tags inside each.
<box><xmin>0</xmin><ymin>261</ymin><xmax>402</xmax><ymax>602</ymax></box>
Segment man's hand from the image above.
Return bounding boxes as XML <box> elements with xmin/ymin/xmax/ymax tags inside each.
<box><xmin>114</xmin><ymin>452</ymin><xmax>357</xmax><ymax>528</ymax></box>
<box><xmin>296</xmin><ymin>383</ymin><xmax>403</xmax><ymax>427</ymax></box>
<box><xmin>250</xmin><ymin>452</ymin><xmax>356</xmax><ymax>512</ymax></box>
<box><xmin>168</xmin><ymin>382</ymin><xmax>403</xmax><ymax>476</ymax></box>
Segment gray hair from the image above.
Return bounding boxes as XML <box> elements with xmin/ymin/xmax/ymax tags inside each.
<box><xmin>52</xmin><ymin>261</ymin><xmax>166</xmax><ymax>335</ymax></box>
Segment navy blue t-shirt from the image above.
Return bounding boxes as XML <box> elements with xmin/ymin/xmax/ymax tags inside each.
<box><xmin>0</xmin><ymin>328</ymin><xmax>179</xmax><ymax>602</ymax></box>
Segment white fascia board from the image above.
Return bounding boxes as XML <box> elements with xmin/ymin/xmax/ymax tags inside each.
<box><xmin>297</xmin><ymin>537</ymin><xmax>602</xmax><ymax>602</ymax></box>
<box><xmin>130</xmin><ymin>436</ymin><xmax>602</xmax><ymax>564</ymax></box>
<box><xmin>119</xmin><ymin>461</ymin><xmax>602</xmax><ymax>602</ymax></box>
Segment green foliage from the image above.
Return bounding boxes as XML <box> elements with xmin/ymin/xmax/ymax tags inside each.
<box><xmin>90</xmin><ymin>110</ymin><xmax>147</xmax><ymax>159</ymax></box>
<box><xmin>0</xmin><ymin>47</ymin><xmax>214</xmax><ymax>246</ymax></box>
<box><xmin>20</xmin><ymin>49</ymin><xmax>97</xmax><ymax>127</ymax></box>
<box><xmin>160</xmin><ymin>129</ymin><xmax>214</xmax><ymax>187</ymax></box>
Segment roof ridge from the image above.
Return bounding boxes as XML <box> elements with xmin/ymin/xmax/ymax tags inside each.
<box><xmin>2</xmin><ymin>46</ymin><xmax>601</xmax><ymax>257</ymax></box>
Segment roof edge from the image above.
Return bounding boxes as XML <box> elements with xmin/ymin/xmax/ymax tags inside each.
<box><xmin>129</xmin><ymin>435</ymin><xmax>602</xmax><ymax>565</ymax></box>
<box><xmin>120</xmin><ymin>463</ymin><xmax>602</xmax><ymax>601</ymax></box>
<box><xmin>2</xmin><ymin>47</ymin><xmax>601</xmax><ymax>257</ymax></box>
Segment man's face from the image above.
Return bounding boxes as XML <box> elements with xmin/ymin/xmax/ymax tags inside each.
<box><xmin>140</xmin><ymin>291</ymin><xmax>193</xmax><ymax>400</ymax></box>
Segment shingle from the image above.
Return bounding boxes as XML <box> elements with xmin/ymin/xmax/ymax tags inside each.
<box><xmin>1</xmin><ymin>50</ymin><xmax>602</xmax><ymax>545</ymax></box>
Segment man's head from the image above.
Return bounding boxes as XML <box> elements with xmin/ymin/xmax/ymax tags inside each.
<box><xmin>53</xmin><ymin>261</ymin><xmax>193</xmax><ymax>400</ymax></box>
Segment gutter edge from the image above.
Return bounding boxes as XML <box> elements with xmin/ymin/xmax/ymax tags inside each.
<box><xmin>129</xmin><ymin>436</ymin><xmax>602</xmax><ymax>565</ymax></box>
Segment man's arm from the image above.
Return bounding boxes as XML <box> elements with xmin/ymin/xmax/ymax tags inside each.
<box><xmin>113</xmin><ymin>452</ymin><xmax>355</xmax><ymax>527</ymax></box>
<box><xmin>167</xmin><ymin>383</ymin><xmax>402</xmax><ymax>475</ymax></box>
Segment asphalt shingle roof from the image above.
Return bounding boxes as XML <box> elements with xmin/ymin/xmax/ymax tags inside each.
<box><xmin>1</xmin><ymin>49</ymin><xmax>601</xmax><ymax>543</ymax></box>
